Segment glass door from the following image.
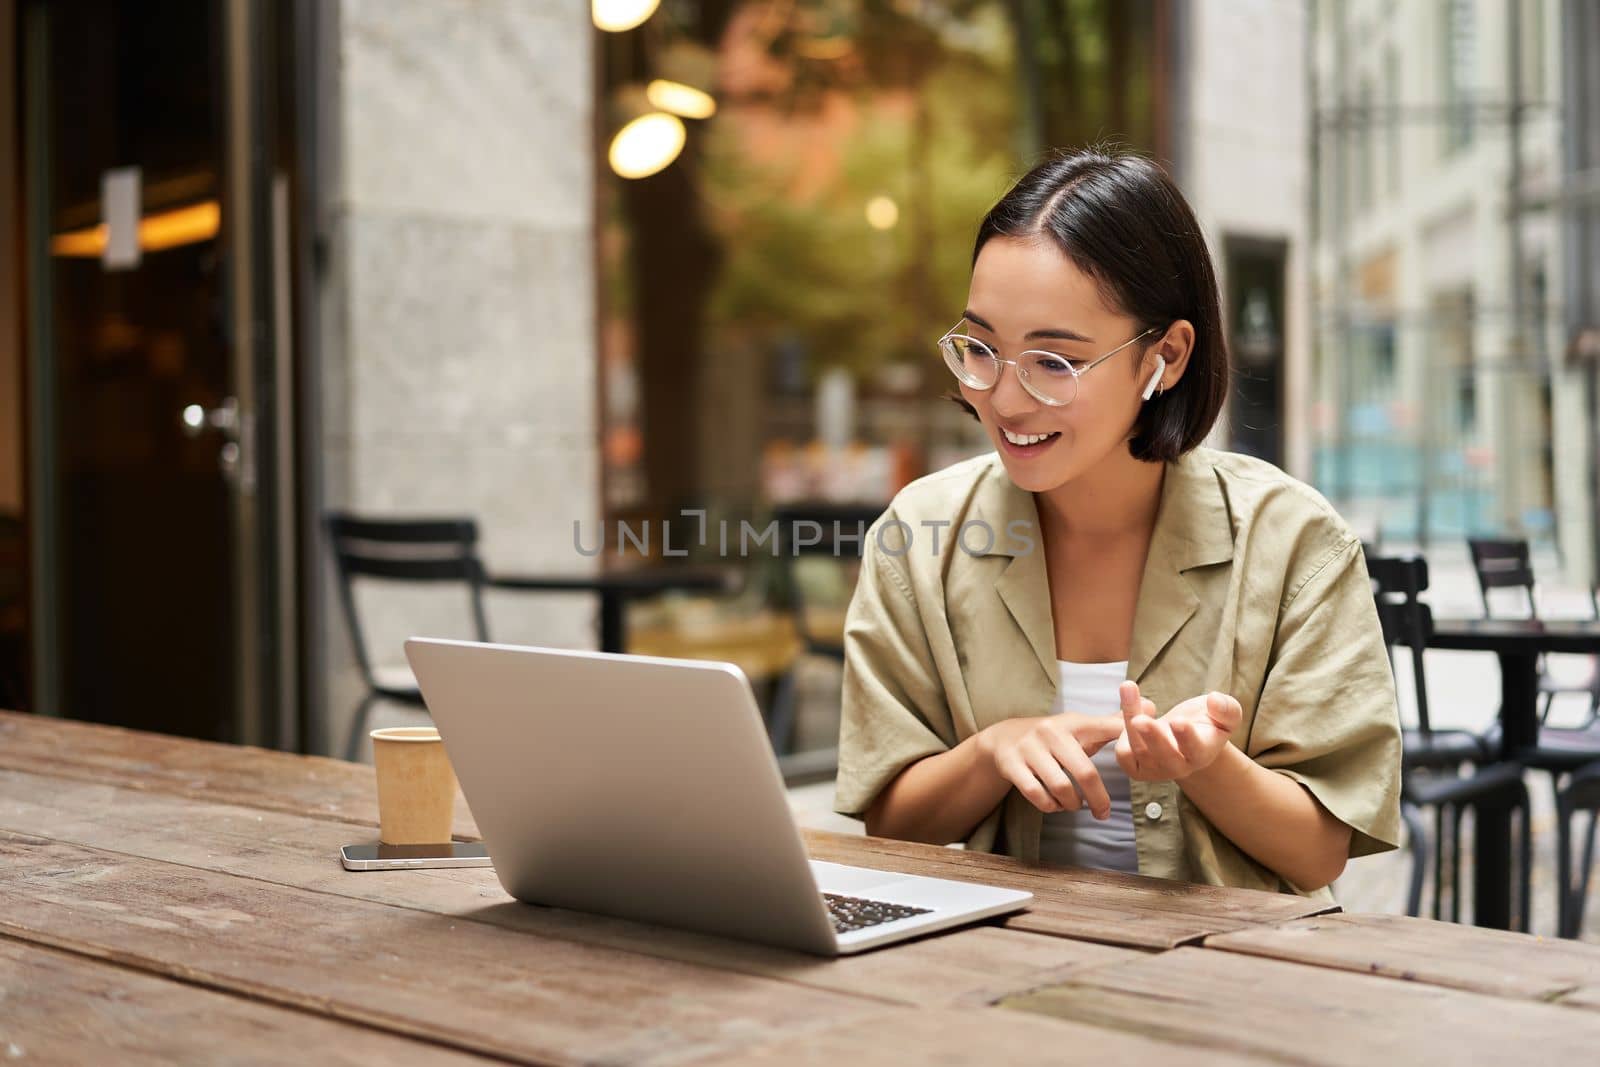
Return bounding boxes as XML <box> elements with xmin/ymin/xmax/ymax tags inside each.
<box><xmin>21</xmin><ymin>0</ymin><xmax>285</xmax><ymax>743</ymax></box>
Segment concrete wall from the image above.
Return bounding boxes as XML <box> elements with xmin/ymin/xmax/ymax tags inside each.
<box><xmin>1183</xmin><ymin>0</ymin><xmax>1312</xmax><ymax>479</ymax></box>
<box><xmin>317</xmin><ymin>0</ymin><xmax>601</xmax><ymax>755</ymax></box>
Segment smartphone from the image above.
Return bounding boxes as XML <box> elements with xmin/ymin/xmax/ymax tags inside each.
<box><xmin>340</xmin><ymin>842</ymin><xmax>492</xmax><ymax>870</ymax></box>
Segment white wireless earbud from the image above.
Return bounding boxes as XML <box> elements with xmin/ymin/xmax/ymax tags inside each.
<box><xmin>1141</xmin><ymin>358</ymin><xmax>1167</xmax><ymax>401</ymax></box>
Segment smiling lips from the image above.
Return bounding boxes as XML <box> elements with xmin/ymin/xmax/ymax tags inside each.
<box><xmin>1000</xmin><ymin>427</ymin><xmax>1060</xmax><ymax>447</ymax></box>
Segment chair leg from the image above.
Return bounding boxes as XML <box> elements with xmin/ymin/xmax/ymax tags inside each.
<box><xmin>1557</xmin><ymin>779</ymin><xmax>1575</xmax><ymax>938</ymax></box>
<box><xmin>1539</xmin><ymin>689</ymin><xmax>1555</xmax><ymax>725</ymax></box>
<box><xmin>344</xmin><ymin>692</ymin><xmax>379</xmax><ymax>763</ymax></box>
<box><xmin>1515</xmin><ymin>782</ymin><xmax>1532</xmax><ymax>934</ymax></box>
<box><xmin>1576</xmin><ymin>810</ymin><xmax>1599</xmax><ymax>938</ymax></box>
<box><xmin>1401</xmin><ymin>801</ymin><xmax>1427</xmax><ymax>918</ymax></box>
<box><xmin>766</xmin><ymin>669</ymin><xmax>798</xmax><ymax>755</ymax></box>
<box><xmin>1440</xmin><ymin>806</ymin><xmax>1452</xmax><ymax>921</ymax></box>
<box><xmin>1447</xmin><ymin>804</ymin><xmax>1463</xmax><ymax>925</ymax></box>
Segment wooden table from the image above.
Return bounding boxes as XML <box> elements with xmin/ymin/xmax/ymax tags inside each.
<box><xmin>4</xmin><ymin>710</ymin><xmax>1600</xmax><ymax>1064</ymax></box>
<box><xmin>1418</xmin><ymin>617</ymin><xmax>1600</xmax><ymax>928</ymax></box>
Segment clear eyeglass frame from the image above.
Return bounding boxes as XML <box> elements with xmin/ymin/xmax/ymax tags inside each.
<box><xmin>937</xmin><ymin>318</ymin><xmax>1159</xmax><ymax>407</ymax></box>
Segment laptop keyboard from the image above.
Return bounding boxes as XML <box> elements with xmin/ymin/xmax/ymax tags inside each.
<box><xmin>822</xmin><ymin>892</ymin><xmax>933</xmax><ymax>934</ymax></box>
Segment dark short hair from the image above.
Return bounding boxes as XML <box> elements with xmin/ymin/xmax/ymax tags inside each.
<box><xmin>947</xmin><ymin>145</ymin><xmax>1228</xmax><ymax>463</ymax></box>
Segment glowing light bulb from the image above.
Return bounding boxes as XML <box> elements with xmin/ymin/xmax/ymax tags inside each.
<box><xmin>608</xmin><ymin>113</ymin><xmax>686</xmax><ymax>179</ymax></box>
<box><xmin>593</xmin><ymin>0</ymin><xmax>659</xmax><ymax>32</ymax></box>
<box><xmin>866</xmin><ymin>196</ymin><xmax>899</xmax><ymax>230</ymax></box>
<box><xmin>646</xmin><ymin>79</ymin><xmax>716</xmax><ymax>120</ymax></box>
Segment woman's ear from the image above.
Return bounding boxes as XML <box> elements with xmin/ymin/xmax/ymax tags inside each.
<box><xmin>1146</xmin><ymin>319</ymin><xmax>1196</xmax><ymax>394</ymax></box>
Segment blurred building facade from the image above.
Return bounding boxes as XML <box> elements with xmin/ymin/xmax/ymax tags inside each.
<box><xmin>1308</xmin><ymin>0</ymin><xmax>1599</xmax><ymax>587</ymax></box>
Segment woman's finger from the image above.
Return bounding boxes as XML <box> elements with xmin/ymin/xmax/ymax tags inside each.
<box><xmin>1114</xmin><ymin>733</ymin><xmax>1140</xmax><ymax>778</ymax></box>
<box><xmin>1170</xmin><ymin>718</ymin><xmax>1208</xmax><ymax>763</ymax></box>
<box><xmin>1118</xmin><ymin>685</ymin><xmax>1147</xmax><ymax>774</ymax></box>
<box><xmin>1142</xmin><ymin>717</ymin><xmax>1187</xmax><ymax>766</ymax></box>
<box><xmin>1025</xmin><ymin>743</ymin><xmax>1081</xmax><ymax>812</ymax></box>
<box><xmin>1049</xmin><ymin>737</ymin><xmax>1110</xmax><ymax>819</ymax></box>
<box><xmin>1125</xmin><ymin>713</ymin><xmax>1153</xmax><ymax>764</ymax></box>
<box><xmin>1207</xmin><ymin>691</ymin><xmax>1243</xmax><ymax>732</ymax></box>
<box><xmin>1073</xmin><ymin>714</ymin><xmax>1124</xmax><ymax>756</ymax></box>
<box><xmin>1119</xmin><ymin>681</ymin><xmax>1142</xmax><ymax>724</ymax></box>
<box><xmin>999</xmin><ymin>750</ymin><xmax>1057</xmax><ymax>812</ymax></box>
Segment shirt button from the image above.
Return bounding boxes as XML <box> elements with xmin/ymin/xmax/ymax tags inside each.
<box><xmin>1144</xmin><ymin>801</ymin><xmax>1164</xmax><ymax>821</ymax></box>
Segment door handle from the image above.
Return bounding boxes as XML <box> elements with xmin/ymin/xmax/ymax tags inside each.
<box><xmin>181</xmin><ymin>396</ymin><xmax>239</xmax><ymax>436</ymax></box>
<box><xmin>179</xmin><ymin>397</ymin><xmax>255</xmax><ymax>493</ymax></box>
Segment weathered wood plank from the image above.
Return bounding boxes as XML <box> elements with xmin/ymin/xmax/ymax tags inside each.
<box><xmin>1204</xmin><ymin>912</ymin><xmax>1600</xmax><ymax>1001</ymax></box>
<box><xmin>1002</xmin><ymin>946</ymin><xmax>1600</xmax><ymax>1064</ymax></box>
<box><xmin>0</xmin><ymin>768</ymin><xmax>1136</xmax><ymax>1008</ymax></box>
<box><xmin>1555</xmin><ymin>985</ymin><xmax>1600</xmax><ymax>1013</ymax></box>
<box><xmin>680</xmin><ymin>1005</ymin><xmax>1276</xmax><ymax>1067</ymax></box>
<box><xmin>0</xmin><ymin>709</ymin><xmax>481</xmax><ymax>839</ymax></box>
<box><xmin>804</xmin><ymin>831</ymin><xmax>1336</xmax><ymax>950</ymax></box>
<box><xmin>2</xmin><ymin>710</ymin><xmax>1332</xmax><ymax>952</ymax></box>
<box><xmin>0</xmin><ymin>937</ymin><xmax>507</xmax><ymax>1066</ymax></box>
<box><xmin>0</xmin><ymin>830</ymin><xmax>881</xmax><ymax>1067</ymax></box>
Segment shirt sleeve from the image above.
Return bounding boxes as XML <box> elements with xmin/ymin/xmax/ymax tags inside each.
<box><xmin>832</xmin><ymin>518</ymin><xmax>956</xmax><ymax>820</ymax></box>
<box><xmin>1246</xmin><ymin>536</ymin><xmax>1404</xmax><ymax>858</ymax></box>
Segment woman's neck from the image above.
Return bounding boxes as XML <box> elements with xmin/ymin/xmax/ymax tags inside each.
<box><xmin>1033</xmin><ymin>448</ymin><xmax>1166</xmax><ymax>545</ymax></box>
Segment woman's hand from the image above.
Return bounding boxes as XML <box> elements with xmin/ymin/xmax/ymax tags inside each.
<box><xmin>977</xmin><ymin>714</ymin><xmax>1126</xmax><ymax>819</ymax></box>
<box><xmin>1114</xmin><ymin>681</ymin><xmax>1243</xmax><ymax>782</ymax></box>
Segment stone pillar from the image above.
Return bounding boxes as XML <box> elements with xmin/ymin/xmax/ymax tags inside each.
<box><xmin>317</xmin><ymin>0</ymin><xmax>600</xmax><ymax>755</ymax></box>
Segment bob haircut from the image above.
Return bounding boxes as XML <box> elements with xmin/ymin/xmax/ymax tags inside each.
<box><xmin>949</xmin><ymin>145</ymin><xmax>1228</xmax><ymax>463</ymax></box>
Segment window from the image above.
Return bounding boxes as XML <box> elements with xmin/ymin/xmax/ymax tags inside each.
<box><xmin>1440</xmin><ymin>0</ymin><xmax>1475</xmax><ymax>156</ymax></box>
<box><xmin>1356</xmin><ymin>79</ymin><xmax>1374</xmax><ymax>215</ymax></box>
<box><xmin>1384</xmin><ymin>47</ymin><xmax>1401</xmax><ymax>194</ymax></box>
<box><xmin>1518</xmin><ymin>0</ymin><xmax>1545</xmax><ymax>103</ymax></box>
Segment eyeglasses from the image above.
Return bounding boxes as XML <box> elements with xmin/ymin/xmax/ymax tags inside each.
<box><xmin>938</xmin><ymin>319</ymin><xmax>1159</xmax><ymax>407</ymax></box>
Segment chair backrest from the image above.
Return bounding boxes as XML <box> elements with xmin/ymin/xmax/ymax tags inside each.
<box><xmin>1368</xmin><ymin>553</ymin><xmax>1437</xmax><ymax>735</ymax></box>
<box><xmin>772</xmin><ymin>504</ymin><xmax>884</xmax><ymax>658</ymax></box>
<box><xmin>1467</xmin><ymin>537</ymin><xmax>1539</xmax><ymax>618</ymax></box>
<box><xmin>324</xmin><ymin>513</ymin><xmax>489</xmax><ymax>685</ymax></box>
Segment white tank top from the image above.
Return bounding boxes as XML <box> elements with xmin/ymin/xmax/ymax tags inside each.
<box><xmin>1037</xmin><ymin>659</ymin><xmax>1139</xmax><ymax>873</ymax></box>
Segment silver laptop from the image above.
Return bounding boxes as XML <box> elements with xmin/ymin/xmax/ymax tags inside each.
<box><xmin>403</xmin><ymin>637</ymin><xmax>1032</xmax><ymax>956</ymax></box>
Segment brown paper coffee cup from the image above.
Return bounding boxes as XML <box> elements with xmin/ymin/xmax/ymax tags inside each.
<box><xmin>370</xmin><ymin>726</ymin><xmax>457</xmax><ymax>845</ymax></box>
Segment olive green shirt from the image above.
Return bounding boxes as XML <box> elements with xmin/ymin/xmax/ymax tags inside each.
<box><xmin>833</xmin><ymin>446</ymin><xmax>1403</xmax><ymax>900</ymax></box>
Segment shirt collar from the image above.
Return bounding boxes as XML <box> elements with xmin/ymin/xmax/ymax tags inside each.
<box><xmin>969</xmin><ymin>447</ymin><xmax>1235</xmax><ymax>685</ymax></box>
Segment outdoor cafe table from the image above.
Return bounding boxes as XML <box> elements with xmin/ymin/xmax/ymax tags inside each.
<box><xmin>487</xmin><ymin>564</ymin><xmax>739</xmax><ymax>654</ymax></box>
<box><xmin>1411</xmin><ymin>617</ymin><xmax>1600</xmax><ymax>930</ymax></box>
<box><xmin>4</xmin><ymin>710</ymin><xmax>1600</xmax><ymax>1064</ymax></box>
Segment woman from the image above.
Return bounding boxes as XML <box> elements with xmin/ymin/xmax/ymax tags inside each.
<box><xmin>833</xmin><ymin>147</ymin><xmax>1402</xmax><ymax>898</ymax></box>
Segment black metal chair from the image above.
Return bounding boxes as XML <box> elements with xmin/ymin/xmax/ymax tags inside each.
<box><xmin>1467</xmin><ymin>538</ymin><xmax>1600</xmax><ymax>726</ymax></box>
<box><xmin>1466</xmin><ymin>539</ymin><xmax>1600</xmax><ymax>933</ymax></box>
<box><xmin>1369</xmin><ymin>556</ymin><xmax>1496</xmax><ymax>767</ymax></box>
<box><xmin>1369</xmin><ymin>554</ymin><xmax>1531</xmax><ymax>926</ymax></box>
<box><xmin>1555</xmin><ymin>759</ymin><xmax>1600</xmax><ymax>938</ymax></box>
<box><xmin>766</xmin><ymin>503</ymin><xmax>882</xmax><ymax>757</ymax></box>
<box><xmin>325</xmin><ymin>514</ymin><xmax>490</xmax><ymax>761</ymax></box>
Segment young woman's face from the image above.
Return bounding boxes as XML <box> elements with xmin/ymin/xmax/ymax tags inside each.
<box><xmin>958</xmin><ymin>236</ymin><xmax>1162</xmax><ymax>493</ymax></box>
